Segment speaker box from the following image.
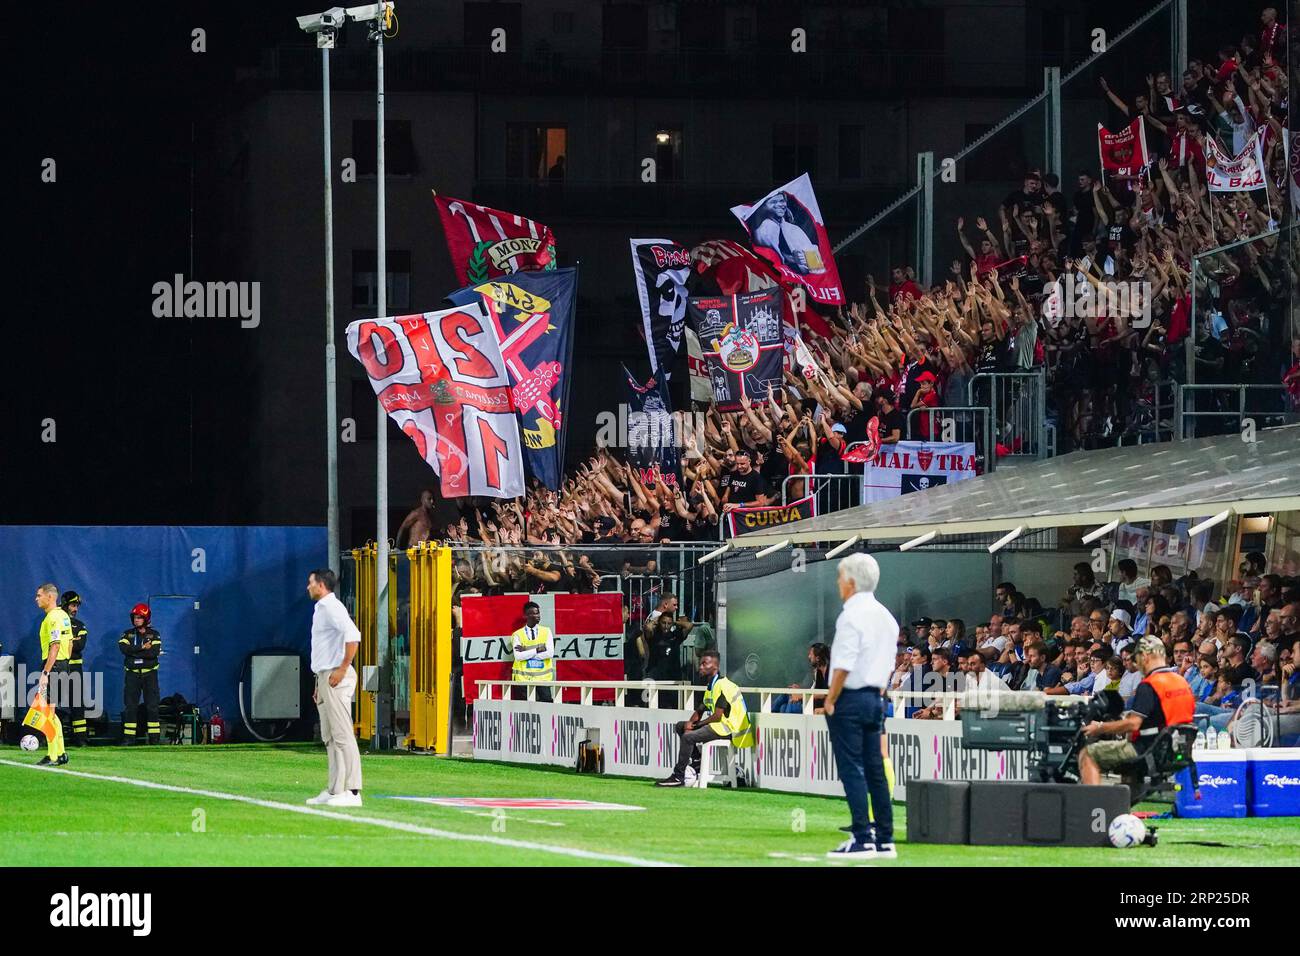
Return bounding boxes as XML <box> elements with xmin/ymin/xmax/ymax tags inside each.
<box><xmin>906</xmin><ymin>781</ymin><xmax>971</xmax><ymax>845</ymax></box>
<box><xmin>968</xmin><ymin>782</ymin><xmax>1131</xmax><ymax>847</ymax></box>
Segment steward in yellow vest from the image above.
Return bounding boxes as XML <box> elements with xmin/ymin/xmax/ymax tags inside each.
<box><xmin>511</xmin><ymin>601</ymin><xmax>554</xmax><ymax>703</ymax></box>
<box><xmin>656</xmin><ymin>649</ymin><xmax>753</xmax><ymax>787</ymax></box>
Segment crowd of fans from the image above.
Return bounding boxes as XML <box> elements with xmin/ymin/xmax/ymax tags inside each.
<box><xmin>879</xmin><ymin>552</ymin><xmax>1300</xmax><ymax>742</ymax></box>
<box><xmin>390</xmin><ymin>7</ymin><xmax>1298</xmax><ymax>555</ymax></box>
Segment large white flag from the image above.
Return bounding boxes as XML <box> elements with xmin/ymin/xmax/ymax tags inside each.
<box><xmin>1205</xmin><ymin>129</ymin><xmax>1266</xmax><ymax>192</ymax></box>
<box><xmin>347</xmin><ymin>304</ymin><xmax>526</xmax><ymax>499</ymax></box>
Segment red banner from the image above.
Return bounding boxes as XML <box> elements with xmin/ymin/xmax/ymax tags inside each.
<box><xmin>433</xmin><ymin>193</ymin><xmax>557</xmax><ymax>286</ymax></box>
<box><xmin>461</xmin><ymin>592</ymin><xmax>624</xmax><ymax>703</ymax></box>
<box><xmin>1098</xmin><ymin>118</ymin><xmax>1149</xmax><ymax>180</ymax></box>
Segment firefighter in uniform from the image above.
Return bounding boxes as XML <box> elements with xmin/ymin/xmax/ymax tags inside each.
<box><xmin>60</xmin><ymin>591</ymin><xmax>90</xmax><ymax>745</ymax></box>
<box><xmin>119</xmin><ymin>603</ymin><xmax>162</xmax><ymax>744</ymax></box>
<box><xmin>1079</xmin><ymin>635</ymin><xmax>1196</xmax><ymax>785</ymax></box>
<box><xmin>511</xmin><ymin>601</ymin><xmax>554</xmax><ymax>703</ymax></box>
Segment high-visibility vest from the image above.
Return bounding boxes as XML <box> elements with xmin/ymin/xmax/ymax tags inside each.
<box><xmin>702</xmin><ymin>675</ymin><xmax>755</xmax><ymax>748</ymax></box>
<box><xmin>511</xmin><ymin>625</ymin><xmax>555</xmax><ymax>683</ymax></box>
<box><xmin>1131</xmin><ymin>667</ymin><xmax>1196</xmax><ymax>742</ymax></box>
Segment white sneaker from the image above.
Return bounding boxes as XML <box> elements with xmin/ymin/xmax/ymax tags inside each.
<box><xmin>324</xmin><ymin>791</ymin><xmax>362</xmax><ymax>808</ymax></box>
<box><xmin>826</xmin><ymin>838</ymin><xmax>877</xmax><ymax>860</ymax></box>
<box><xmin>874</xmin><ymin>842</ymin><xmax>898</xmax><ymax>860</ymax></box>
<box><xmin>305</xmin><ymin>790</ymin><xmax>333</xmax><ymax>805</ymax></box>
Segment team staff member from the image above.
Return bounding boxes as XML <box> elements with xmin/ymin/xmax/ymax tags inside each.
<box><xmin>823</xmin><ymin>553</ymin><xmax>897</xmax><ymax>859</ymax></box>
<box><xmin>512</xmin><ymin>601</ymin><xmax>555</xmax><ymax>703</ymax></box>
<box><xmin>33</xmin><ymin>583</ymin><xmax>70</xmax><ymax>766</ymax></box>
<box><xmin>119</xmin><ymin>603</ymin><xmax>162</xmax><ymax>744</ymax></box>
<box><xmin>1079</xmin><ymin>636</ymin><xmax>1195</xmax><ymax>785</ymax></box>
<box><xmin>655</xmin><ymin>649</ymin><xmax>753</xmax><ymax>787</ymax></box>
<box><xmin>306</xmin><ymin>569</ymin><xmax>363</xmax><ymax>807</ymax></box>
<box><xmin>61</xmin><ymin>591</ymin><xmax>89</xmax><ymax>745</ymax></box>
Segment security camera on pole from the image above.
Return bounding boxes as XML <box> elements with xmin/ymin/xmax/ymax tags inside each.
<box><xmin>294</xmin><ymin>6</ymin><xmax>346</xmax><ymax>579</ymax></box>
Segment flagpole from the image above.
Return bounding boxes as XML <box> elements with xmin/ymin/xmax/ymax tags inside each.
<box><xmin>373</xmin><ymin>9</ymin><xmax>391</xmax><ymax>751</ymax></box>
<box><xmin>322</xmin><ymin>45</ymin><xmax>340</xmax><ymax>576</ymax></box>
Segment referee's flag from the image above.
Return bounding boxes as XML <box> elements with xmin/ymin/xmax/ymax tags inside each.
<box><xmin>22</xmin><ymin>692</ymin><xmax>57</xmax><ymax>741</ymax></box>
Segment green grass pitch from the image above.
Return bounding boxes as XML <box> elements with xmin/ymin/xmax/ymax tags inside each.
<box><xmin>1</xmin><ymin>743</ymin><xmax>1295</xmax><ymax>867</ymax></box>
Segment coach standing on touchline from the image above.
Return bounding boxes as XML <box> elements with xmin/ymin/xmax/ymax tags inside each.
<box><xmin>306</xmin><ymin>569</ymin><xmax>363</xmax><ymax>808</ymax></box>
<box><xmin>822</xmin><ymin>553</ymin><xmax>897</xmax><ymax>860</ymax></box>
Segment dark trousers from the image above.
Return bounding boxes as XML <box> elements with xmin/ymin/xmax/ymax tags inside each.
<box><xmin>827</xmin><ymin>687</ymin><xmax>893</xmax><ymax>845</ymax></box>
<box><xmin>67</xmin><ymin>663</ymin><xmax>87</xmax><ymax>741</ymax></box>
<box><xmin>671</xmin><ymin>720</ymin><xmax>723</xmax><ymax>777</ymax></box>
<box><xmin>511</xmin><ymin>684</ymin><xmax>552</xmax><ymax>703</ymax></box>
<box><xmin>124</xmin><ymin>670</ymin><xmax>160</xmax><ymax>743</ymax></box>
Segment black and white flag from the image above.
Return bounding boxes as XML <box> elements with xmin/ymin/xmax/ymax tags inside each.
<box><xmin>630</xmin><ymin>239</ymin><xmax>692</xmax><ymax>380</ymax></box>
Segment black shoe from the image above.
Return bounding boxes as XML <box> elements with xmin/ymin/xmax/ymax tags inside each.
<box><xmin>56</xmin><ymin>754</ymin><xmax>69</xmax><ymax>765</ymax></box>
<box><xmin>839</xmin><ymin>825</ymin><xmax>853</xmax><ymax>833</ymax></box>
<box><xmin>37</xmin><ymin>756</ymin><xmax>52</xmax><ymax>766</ymax></box>
<box><xmin>654</xmin><ymin>775</ymin><xmax>685</xmax><ymax>787</ymax></box>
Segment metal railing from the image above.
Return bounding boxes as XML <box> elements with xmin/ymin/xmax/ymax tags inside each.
<box><xmin>906</xmin><ymin>406</ymin><xmax>995</xmax><ymax>473</ymax></box>
<box><xmin>1172</xmin><ymin>384</ymin><xmax>1295</xmax><ymax>440</ymax></box>
<box><xmin>780</xmin><ymin>472</ymin><xmax>861</xmax><ymax>515</ymax></box>
<box><xmin>475</xmin><ymin>679</ymin><xmax>1089</xmax><ymax>720</ymax></box>
<box><xmin>968</xmin><ymin>370</ymin><xmax>1048</xmax><ymax>462</ymax></box>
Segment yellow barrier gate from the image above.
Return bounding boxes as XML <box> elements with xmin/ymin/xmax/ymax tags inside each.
<box><xmin>350</xmin><ymin>543</ymin><xmax>376</xmax><ymax>741</ymax></box>
<box><xmin>406</xmin><ymin>542</ymin><xmax>452</xmax><ymax>754</ymax></box>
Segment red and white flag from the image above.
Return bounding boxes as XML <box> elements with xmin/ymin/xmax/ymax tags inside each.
<box><xmin>433</xmin><ymin>193</ymin><xmax>557</xmax><ymax>286</ymax></box>
<box><xmin>347</xmin><ymin>305</ymin><xmax>526</xmax><ymax>499</ymax></box>
<box><xmin>460</xmin><ymin>592</ymin><xmax>624</xmax><ymax>703</ymax></box>
<box><xmin>1098</xmin><ymin>117</ymin><xmax>1150</xmax><ymax>180</ymax></box>
<box><xmin>1205</xmin><ymin>129</ymin><xmax>1267</xmax><ymax>192</ymax></box>
<box><xmin>730</xmin><ymin>174</ymin><xmax>846</xmax><ymax>306</ymax></box>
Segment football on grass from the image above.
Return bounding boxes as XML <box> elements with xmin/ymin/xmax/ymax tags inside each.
<box><xmin>1108</xmin><ymin>814</ymin><xmax>1147</xmax><ymax>848</ymax></box>
<box><xmin>20</xmin><ymin>735</ymin><xmax>40</xmax><ymax>752</ymax></box>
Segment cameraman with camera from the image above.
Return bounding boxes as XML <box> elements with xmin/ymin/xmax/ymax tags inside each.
<box><xmin>1078</xmin><ymin>636</ymin><xmax>1195</xmax><ymax>786</ymax></box>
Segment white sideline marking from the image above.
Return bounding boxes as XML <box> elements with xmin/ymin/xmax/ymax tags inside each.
<box><xmin>0</xmin><ymin>758</ymin><xmax>675</xmax><ymax>867</ymax></box>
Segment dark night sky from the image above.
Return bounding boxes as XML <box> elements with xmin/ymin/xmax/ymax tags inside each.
<box><xmin>3</xmin><ymin>0</ymin><xmax>1254</xmax><ymax>527</ymax></box>
<box><xmin>6</xmin><ymin>2</ymin><xmax>314</xmax><ymax>525</ymax></box>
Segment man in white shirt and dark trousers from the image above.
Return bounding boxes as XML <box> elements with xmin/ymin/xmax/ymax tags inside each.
<box><xmin>823</xmin><ymin>553</ymin><xmax>898</xmax><ymax>860</ymax></box>
<box><xmin>306</xmin><ymin>569</ymin><xmax>363</xmax><ymax>807</ymax></box>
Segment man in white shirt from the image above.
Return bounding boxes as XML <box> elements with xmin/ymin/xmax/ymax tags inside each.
<box><xmin>306</xmin><ymin>569</ymin><xmax>363</xmax><ymax>807</ymax></box>
<box><xmin>823</xmin><ymin>553</ymin><xmax>898</xmax><ymax>861</ymax></box>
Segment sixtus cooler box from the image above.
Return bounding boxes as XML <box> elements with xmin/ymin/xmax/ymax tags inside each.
<box><xmin>1243</xmin><ymin>748</ymin><xmax>1300</xmax><ymax>817</ymax></box>
<box><xmin>1174</xmin><ymin>750</ymin><xmax>1247</xmax><ymax>818</ymax></box>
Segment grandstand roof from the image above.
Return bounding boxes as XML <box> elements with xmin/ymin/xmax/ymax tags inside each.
<box><xmin>732</xmin><ymin>425</ymin><xmax>1300</xmax><ymax>549</ymax></box>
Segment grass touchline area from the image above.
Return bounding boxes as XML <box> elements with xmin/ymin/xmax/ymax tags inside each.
<box><xmin>1</xmin><ymin>744</ymin><xmax>1294</xmax><ymax>867</ymax></box>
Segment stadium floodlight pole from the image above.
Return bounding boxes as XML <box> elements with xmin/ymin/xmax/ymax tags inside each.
<box><xmin>987</xmin><ymin>525</ymin><xmax>1024</xmax><ymax>555</ymax></box>
<box><xmin>1081</xmin><ymin>518</ymin><xmax>1122</xmax><ymax>545</ymax></box>
<box><xmin>825</xmin><ymin>536</ymin><xmax>860</xmax><ymax>560</ymax></box>
<box><xmin>755</xmin><ymin>538</ymin><xmax>791</xmax><ymax>559</ymax></box>
<box><xmin>898</xmin><ymin>530</ymin><xmax>938</xmax><ymax>552</ymax></box>
<box><xmin>349</xmin><ymin>0</ymin><xmax>396</xmax><ymax>750</ymax></box>
<box><xmin>296</xmin><ymin>7</ymin><xmax>347</xmax><ymax>575</ymax></box>
<box><xmin>1188</xmin><ymin>509</ymin><xmax>1232</xmax><ymax>538</ymax></box>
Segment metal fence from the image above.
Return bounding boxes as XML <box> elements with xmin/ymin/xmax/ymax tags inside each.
<box><xmin>968</xmin><ymin>370</ymin><xmax>1049</xmax><ymax>462</ymax></box>
<box><xmin>906</xmin><ymin>405</ymin><xmax>995</xmax><ymax>473</ymax></box>
<box><xmin>779</xmin><ymin>473</ymin><xmax>861</xmax><ymax>516</ymax></box>
<box><xmin>1173</xmin><ymin>384</ymin><xmax>1295</xmax><ymax>440</ymax></box>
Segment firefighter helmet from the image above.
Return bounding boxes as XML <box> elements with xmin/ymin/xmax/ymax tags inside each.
<box><xmin>130</xmin><ymin>602</ymin><xmax>151</xmax><ymax>626</ymax></box>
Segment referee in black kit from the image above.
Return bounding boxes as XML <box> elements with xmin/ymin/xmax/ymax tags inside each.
<box><xmin>822</xmin><ymin>553</ymin><xmax>898</xmax><ymax>861</ymax></box>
